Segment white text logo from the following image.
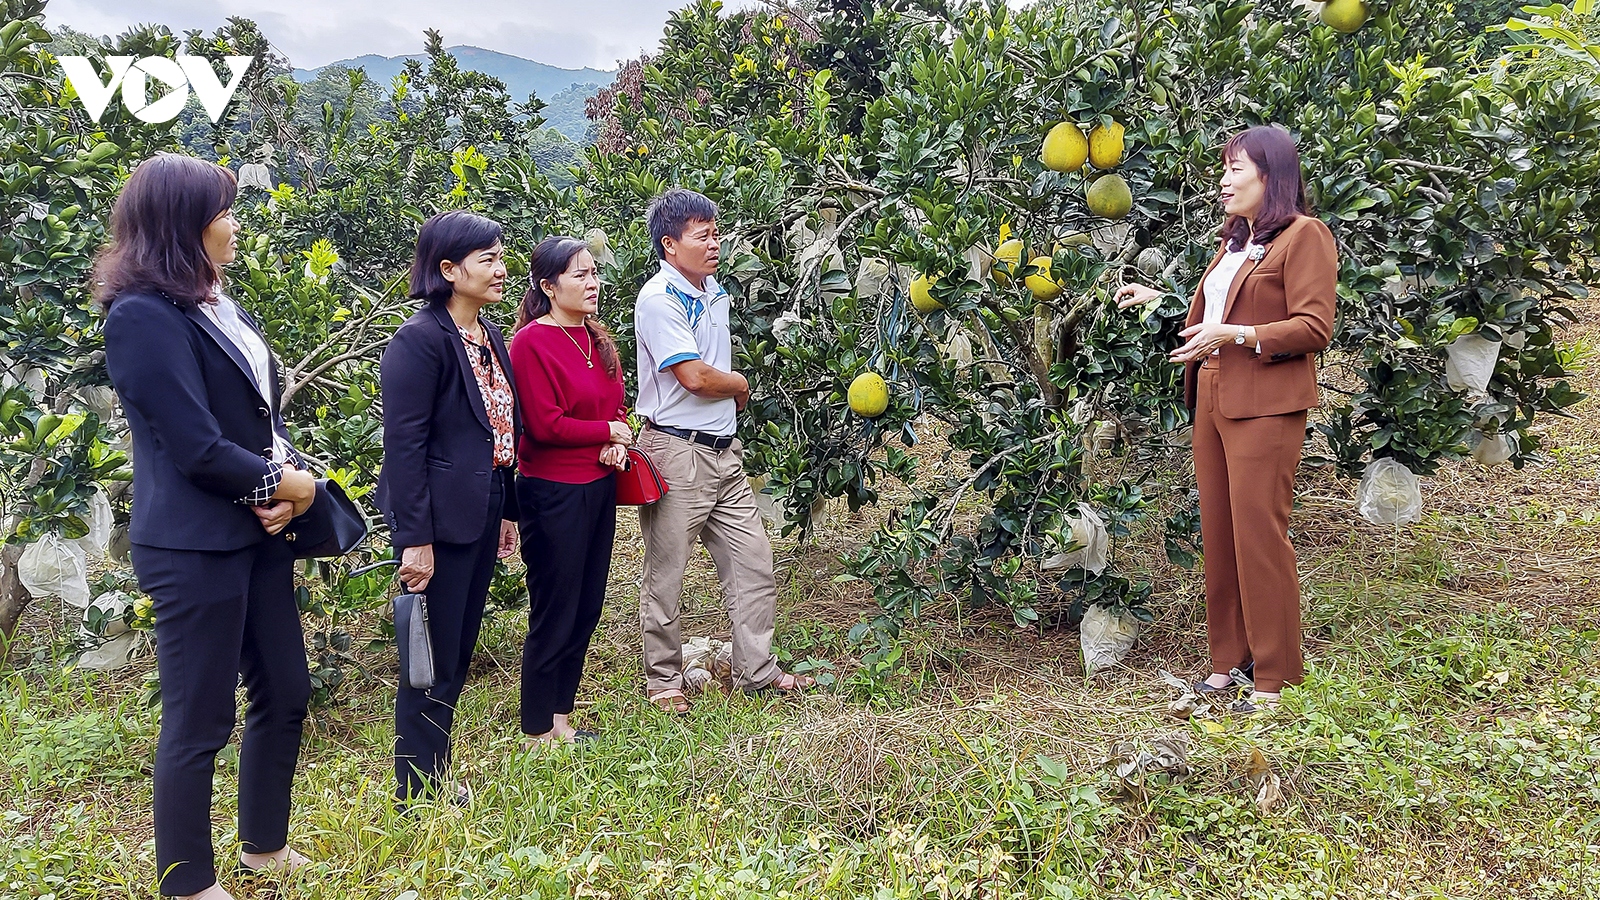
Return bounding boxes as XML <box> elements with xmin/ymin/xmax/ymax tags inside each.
<box><xmin>58</xmin><ymin>56</ymin><xmax>255</xmax><ymax>124</ymax></box>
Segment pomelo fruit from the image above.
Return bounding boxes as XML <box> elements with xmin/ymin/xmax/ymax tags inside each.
<box><xmin>993</xmin><ymin>238</ymin><xmax>1025</xmax><ymax>285</ymax></box>
<box><xmin>1088</xmin><ymin>121</ymin><xmax>1126</xmax><ymax>169</ymax></box>
<box><xmin>910</xmin><ymin>275</ymin><xmax>942</xmax><ymax>312</ymax></box>
<box><xmin>1041</xmin><ymin>122</ymin><xmax>1089</xmax><ymax>172</ymax></box>
<box><xmin>1025</xmin><ymin>256</ymin><xmax>1063</xmax><ymax>301</ymax></box>
<box><xmin>848</xmin><ymin>372</ymin><xmax>890</xmax><ymax>417</ymax></box>
<box><xmin>1320</xmin><ymin>0</ymin><xmax>1369</xmax><ymax>33</ymax></box>
<box><xmin>1086</xmin><ymin>174</ymin><xmax>1133</xmax><ymax>220</ymax></box>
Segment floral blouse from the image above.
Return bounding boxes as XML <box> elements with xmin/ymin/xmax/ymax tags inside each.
<box><xmin>462</xmin><ymin>327</ymin><xmax>516</xmax><ymax>468</ymax></box>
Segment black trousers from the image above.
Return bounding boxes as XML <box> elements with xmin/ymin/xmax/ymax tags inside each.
<box><xmin>393</xmin><ymin>477</ymin><xmax>502</xmax><ymax>801</ymax></box>
<box><xmin>518</xmin><ymin>473</ymin><xmax>615</xmax><ymax>735</ymax></box>
<box><xmin>130</xmin><ymin>537</ymin><xmax>309</xmax><ymax>897</ymax></box>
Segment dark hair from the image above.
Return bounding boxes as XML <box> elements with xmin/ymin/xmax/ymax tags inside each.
<box><xmin>409</xmin><ymin>211</ymin><xmax>504</xmax><ymax>305</ymax></box>
<box><xmin>1219</xmin><ymin>125</ymin><xmax>1311</xmax><ymax>252</ymax></box>
<box><xmin>517</xmin><ymin>235</ymin><xmax>621</xmax><ymax>380</ymax></box>
<box><xmin>93</xmin><ymin>153</ymin><xmax>237</xmax><ymax>311</ymax></box>
<box><xmin>646</xmin><ymin>188</ymin><xmax>718</xmax><ymax>260</ymax></box>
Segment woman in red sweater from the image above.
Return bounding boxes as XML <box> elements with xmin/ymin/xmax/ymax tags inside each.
<box><xmin>509</xmin><ymin>236</ymin><xmax>631</xmax><ymax>745</ymax></box>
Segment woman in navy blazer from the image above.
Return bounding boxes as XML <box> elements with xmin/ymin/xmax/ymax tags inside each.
<box><xmin>374</xmin><ymin>211</ymin><xmax>520</xmax><ymax>803</ymax></box>
<box><xmin>100</xmin><ymin>154</ymin><xmax>319</xmax><ymax>900</ymax></box>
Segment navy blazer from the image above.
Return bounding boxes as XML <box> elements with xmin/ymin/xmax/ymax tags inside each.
<box><xmin>375</xmin><ymin>304</ymin><xmax>519</xmax><ymax>548</ymax></box>
<box><xmin>104</xmin><ymin>291</ymin><xmax>297</xmax><ymax>551</ymax></box>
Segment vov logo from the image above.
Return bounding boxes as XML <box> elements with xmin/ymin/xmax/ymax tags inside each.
<box><xmin>59</xmin><ymin>56</ymin><xmax>255</xmax><ymax>124</ymax></box>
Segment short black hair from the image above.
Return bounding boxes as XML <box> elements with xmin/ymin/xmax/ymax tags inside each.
<box><xmin>646</xmin><ymin>188</ymin><xmax>718</xmax><ymax>260</ymax></box>
<box><xmin>409</xmin><ymin>210</ymin><xmax>504</xmax><ymax>305</ymax></box>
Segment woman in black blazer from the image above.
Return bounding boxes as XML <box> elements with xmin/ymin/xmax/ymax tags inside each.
<box><xmin>99</xmin><ymin>154</ymin><xmax>319</xmax><ymax>900</ymax></box>
<box><xmin>374</xmin><ymin>211</ymin><xmax>520</xmax><ymax>803</ymax></box>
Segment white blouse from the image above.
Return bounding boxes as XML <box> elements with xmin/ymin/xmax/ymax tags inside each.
<box><xmin>203</xmin><ymin>288</ymin><xmax>293</xmax><ymax>463</ymax></box>
<box><xmin>1202</xmin><ymin>241</ymin><xmax>1257</xmax><ymax>325</ymax></box>
<box><xmin>1200</xmin><ymin>241</ymin><xmax>1262</xmax><ymax>354</ymax></box>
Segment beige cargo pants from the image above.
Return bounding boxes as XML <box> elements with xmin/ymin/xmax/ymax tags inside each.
<box><xmin>637</xmin><ymin>427</ymin><xmax>781</xmax><ymax>693</ymax></box>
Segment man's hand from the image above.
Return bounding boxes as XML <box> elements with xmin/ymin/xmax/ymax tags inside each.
<box><xmin>398</xmin><ymin>544</ymin><xmax>435</xmax><ymax>592</ymax></box>
<box><xmin>274</xmin><ymin>463</ymin><xmax>317</xmax><ymax>517</ymax></box>
<box><xmin>498</xmin><ymin>520</ymin><xmax>519</xmax><ymax>560</ymax></box>
<box><xmin>252</xmin><ymin>500</ymin><xmax>295</xmax><ymax>535</ymax></box>
<box><xmin>669</xmin><ymin>359</ymin><xmax>750</xmax><ymax>400</ymax></box>
<box><xmin>599</xmin><ymin>443</ymin><xmax>629</xmax><ymax>468</ymax></box>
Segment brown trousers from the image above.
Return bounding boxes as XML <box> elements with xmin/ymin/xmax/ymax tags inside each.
<box><xmin>637</xmin><ymin>429</ymin><xmax>781</xmax><ymax>693</ymax></box>
<box><xmin>1192</xmin><ymin>364</ymin><xmax>1306</xmax><ymax>692</ymax></box>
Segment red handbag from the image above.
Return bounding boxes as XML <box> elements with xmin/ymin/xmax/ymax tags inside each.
<box><xmin>615</xmin><ymin>447</ymin><xmax>669</xmax><ymax>506</ymax></box>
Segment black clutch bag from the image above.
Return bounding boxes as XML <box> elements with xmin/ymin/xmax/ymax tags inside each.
<box><xmin>284</xmin><ymin>479</ymin><xmax>370</xmax><ymax>559</ymax></box>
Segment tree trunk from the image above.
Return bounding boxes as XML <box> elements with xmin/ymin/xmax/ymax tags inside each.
<box><xmin>0</xmin><ymin>543</ymin><xmax>32</xmax><ymax>663</ymax></box>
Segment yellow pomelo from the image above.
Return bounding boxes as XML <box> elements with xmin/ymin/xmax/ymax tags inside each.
<box><xmin>1088</xmin><ymin>121</ymin><xmax>1126</xmax><ymax>169</ymax></box>
<box><xmin>848</xmin><ymin>372</ymin><xmax>890</xmax><ymax>417</ymax></box>
<box><xmin>1320</xmin><ymin>0</ymin><xmax>1369</xmax><ymax>33</ymax></box>
<box><xmin>1025</xmin><ymin>256</ymin><xmax>1063</xmax><ymax>301</ymax></box>
<box><xmin>1040</xmin><ymin>122</ymin><xmax>1089</xmax><ymax>172</ymax></box>
<box><xmin>992</xmin><ymin>238</ymin><xmax>1025</xmax><ymax>285</ymax></box>
<box><xmin>1086</xmin><ymin>174</ymin><xmax>1134</xmax><ymax>220</ymax></box>
<box><xmin>910</xmin><ymin>275</ymin><xmax>943</xmax><ymax>313</ymax></box>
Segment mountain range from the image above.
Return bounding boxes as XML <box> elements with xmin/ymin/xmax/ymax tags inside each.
<box><xmin>293</xmin><ymin>46</ymin><xmax>614</xmax><ymax>141</ymax></box>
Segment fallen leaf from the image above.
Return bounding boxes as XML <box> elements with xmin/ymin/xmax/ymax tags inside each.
<box><xmin>1254</xmin><ymin>773</ymin><xmax>1283</xmax><ymax>814</ymax></box>
<box><xmin>1246</xmin><ymin>747</ymin><xmax>1271</xmax><ymax>779</ymax></box>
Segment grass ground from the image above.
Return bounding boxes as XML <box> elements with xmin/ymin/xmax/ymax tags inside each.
<box><xmin>5</xmin><ymin>302</ymin><xmax>1600</xmax><ymax>900</ymax></box>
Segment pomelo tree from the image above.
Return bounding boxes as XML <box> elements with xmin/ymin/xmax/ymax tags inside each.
<box><xmin>568</xmin><ymin>0</ymin><xmax>1599</xmax><ymax>644</ymax></box>
<box><xmin>2</xmin><ymin>0</ymin><xmax>1597</xmax><ymax>667</ymax></box>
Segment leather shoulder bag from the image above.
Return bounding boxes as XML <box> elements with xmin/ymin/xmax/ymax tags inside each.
<box><xmin>615</xmin><ymin>447</ymin><xmax>669</xmax><ymax>506</ymax></box>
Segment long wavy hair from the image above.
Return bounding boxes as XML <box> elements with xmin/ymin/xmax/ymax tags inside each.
<box><xmin>93</xmin><ymin>153</ymin><xmax>237</xmax><ymax>311</ymax></box>
<box><xmin>517</xmin><ymin>236</ymin><xmax>620</xmax><ymax>379</ymax></box>
<box><xmin>1218</xmin><ymin>125</ymin><xmax>1311</xmax><ymax>252</ymax></box>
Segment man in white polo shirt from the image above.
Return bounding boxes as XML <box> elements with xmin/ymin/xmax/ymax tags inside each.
<box><xmin>633</xmin><ymin>188</ymin><xmax>816</xmax><ymax>713</ymax></box>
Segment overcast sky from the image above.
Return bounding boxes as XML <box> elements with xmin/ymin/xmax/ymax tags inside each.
<box><xmin>44</xmin><ymin>0</ymin><xmax>758</xmax><ymax>72</ymax></box>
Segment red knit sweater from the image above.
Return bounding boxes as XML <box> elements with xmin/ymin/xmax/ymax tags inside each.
<box><xmin>509</xmin><ymin>322</ymin><xmax>626</xmax><ymax>484</ymax></box>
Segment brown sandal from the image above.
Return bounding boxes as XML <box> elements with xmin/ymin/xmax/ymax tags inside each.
<box><xmin>647</xmin><ymin>688</ymin><xmax>692</xmax><ymax>715</ymax></box>
<box><xmin>744</xmin><ymin>671</ymin><xmax>818</xmax><ymax>696</ymax></box>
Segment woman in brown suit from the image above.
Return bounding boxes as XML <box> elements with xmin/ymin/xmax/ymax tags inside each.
<box><xmin>1115</xmin><ymin>125</ymin><xmax>1337</xmax><ymax>709</ymax></box>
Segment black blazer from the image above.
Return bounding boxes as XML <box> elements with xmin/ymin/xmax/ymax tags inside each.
<box><xmin>104</xmin><ymin>291</ymin><xmax>297</xmax><ymax>552</ymax></box>
<box><xmin>375</xmin><ymin>304</ymin><xmax>519</xmax><ymax>548</ymax></box>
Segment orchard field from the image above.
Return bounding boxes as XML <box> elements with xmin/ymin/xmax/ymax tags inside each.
<box><xmin>3</xmin><ymin>0</ymin><xmax>1600</xmax><ymax>896</ymax></box>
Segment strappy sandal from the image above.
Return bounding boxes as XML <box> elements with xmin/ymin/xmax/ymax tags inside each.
<box><xmin>237</xmin><ymin>847</ymin><xmax>311</xmax><ymax>877</ymax></box>
<box><xmin>744</xmin><ymin>671</ymin><xmax>818</xmax><ymax>697</ymax></box>
<box><xmin>647</xmin><ymin>688</ymin><xmax>692</xmax><ymax>715</ymax></box>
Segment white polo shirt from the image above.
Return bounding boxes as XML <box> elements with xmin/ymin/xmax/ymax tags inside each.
<box><xmin>634</xmin><ymin>261</ymin><xmax>737</xmax><ymax>436</ymax></box>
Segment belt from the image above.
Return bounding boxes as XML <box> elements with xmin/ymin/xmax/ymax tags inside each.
<box><xmin>647</xmin><ymin>421</ymin><xmax>734</xmax><ymax>450</ymax></box>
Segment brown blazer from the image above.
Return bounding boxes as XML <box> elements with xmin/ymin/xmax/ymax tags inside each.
<box><xmin>1182</xmin><ymin>214</ymin><xmax>1338</xmax><ymax>419</ymax></box>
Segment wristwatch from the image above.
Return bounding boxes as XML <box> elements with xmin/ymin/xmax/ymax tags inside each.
<box><xmin>1234</xmin><ymin>326</ymin><xmax>1247</xmax><ymax>345</ymax></box>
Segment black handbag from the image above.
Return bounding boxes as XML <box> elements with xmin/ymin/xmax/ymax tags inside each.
<box><xmin>348</xmin><ymin>558</ymin><xmax>435</xmax><ymax>691</ymax></box>
<box><xmin>283</xmin><ymin>479</ymin><xmax>370</xmax><ymax>559</ymax></box>
<box><xmin>392</xmin><ymin>584</ymin><xmax>437</xmax><ymax>690</ymax></box>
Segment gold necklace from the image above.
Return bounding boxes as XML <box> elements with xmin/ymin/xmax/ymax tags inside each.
<box><xmin>555</xmin><ymin>318</ymin><xmax>593</xmax><ymax>368</ymax></box>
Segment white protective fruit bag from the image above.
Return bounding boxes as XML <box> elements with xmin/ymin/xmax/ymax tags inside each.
<box><xmin>1357</xmin><ymin>457</ymin><xmax>1423</xmax><ymax>525</ymax></box>
<box><xmin>856</xmin><ymin>257</ymin><xmax>892</xmax><ymax>299</ymax></box>
<box><xmin>1041</xmin><ymin>503</ymin><xmax>1109</xmax><ymax>575</ymax></box>
<box><xmin>1470</xmin><ymin>429</ymin><xmax>1515</xmax><ymax>466</ymax></box>
<box><xmin>18</xmin><ymin>532</ymin><xmax>92</xmax><ymax>609</ymax></box>
<box><xmin>1444</xmin><ymin>333</ymin><xmax>1501</xmax><ymax>395</ymax></box>
<box><xmin>73</xmin><ymin>489</ymin><xmax>114</xmax><ymax>561</ymax></box>
<box><xmin>1080</xmin><ymin>603</ymin><xmax>1140</xmax><ymax>674</ymax></box>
